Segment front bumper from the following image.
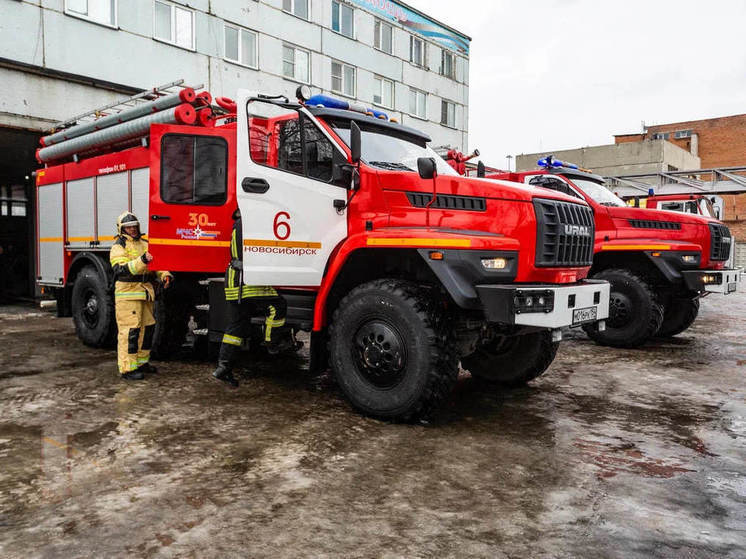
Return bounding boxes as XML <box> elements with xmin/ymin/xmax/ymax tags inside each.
<box><xmin>681</xmin><ymin>268</ymin><xmax>742</xmax><ymax>294</ymax></box>
<box><xmin>475</xmin><ymin>279</ymin><xmax>610</xmax><ymax>328</ymax></box>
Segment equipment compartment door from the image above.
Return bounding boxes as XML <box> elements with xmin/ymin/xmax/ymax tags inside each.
<box><xmin>148</xmin><ymin>124</ymin><xmax>236</xmax><ymax>273</ymax></box>
<box><xmin>236</xmin><ymin>90</ymin><xmax>349</xmax><ymax>286</ymax></box>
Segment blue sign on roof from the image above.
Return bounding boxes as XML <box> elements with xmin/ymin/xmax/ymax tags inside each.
<box><xmin>350</xmin><ymin>0</ymin><xmax>470</xmax><ymax>55</ymax></box>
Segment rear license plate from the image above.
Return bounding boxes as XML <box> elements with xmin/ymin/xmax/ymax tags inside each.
<box><xmin>727</xmin><ymin>282</ymin><xmax>737</xmax><ymax>293</ymax></box>
<box><xmin>572</xmin><ymin>306</ymin><xmax>597</xmax><ymax>325</ymax></box>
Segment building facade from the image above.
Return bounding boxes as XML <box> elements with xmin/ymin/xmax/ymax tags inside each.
<box><xmin>0</xmin><ymin>0</ymin><xmax>471</xmax><ymax>297</ymax></box>
<box><xmin>0</xmin><ymin>0</ymin><xmax>470</xmax><ymax>144</ymax></box>
<box><xmin>515</xmin><ymin>140</ymin><xmax>700</xmax><ymax>177</ymax></box>
<box><xmin>614</xmin><ymin>114</ymin><xmax>746</xmax><ymax>169</ymax></box>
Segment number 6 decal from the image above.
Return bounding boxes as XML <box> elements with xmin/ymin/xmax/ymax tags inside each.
<box><xmin>273</xmin><ymin>211</ymin><xmax>291</xmax><ymax>240</ymax></box>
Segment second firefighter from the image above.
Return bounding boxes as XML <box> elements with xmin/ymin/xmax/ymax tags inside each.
<box><xmin>212</xmin><ymin>210</ymin><xmax>290</xmax><ymax>387</ymax></box>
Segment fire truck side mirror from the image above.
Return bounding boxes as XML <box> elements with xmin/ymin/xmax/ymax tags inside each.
<box><xmin>350</xmin><ymin>121</ymin><xmax>361</xmax><ymax>164</ymax></box>
<box><xmin>417</xmin><ymin>157</ymin><xmax>437</xmax><ymax>180</ymax></box>
<box><xmin>332</xmin><ymin>149</ymin><xmax>355</xmax><ymax>188</ymax></box>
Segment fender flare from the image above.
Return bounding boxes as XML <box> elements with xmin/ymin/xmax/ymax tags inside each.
<box><xmin>311</xmin><ymin>233</ymin><xmax>521</xmax><ymax>330</ymax></box>
<box><xmin>69</xmin><ymin>251</ymin><xmax>113</xmax><ymax>286</ymax></box>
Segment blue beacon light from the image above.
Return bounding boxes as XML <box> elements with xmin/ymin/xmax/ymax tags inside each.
<box><xmin>537</xmin><ymin>156</ymin><xmax>579</xmax><ymax>170</ymax></box>
<box><xmin>305</xmin><ymin>94</ymin><xmax>389</xmax><ymax>121</ymax></box>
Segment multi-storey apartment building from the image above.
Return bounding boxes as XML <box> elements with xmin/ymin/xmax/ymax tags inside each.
<box><xmin>0</xmin><ymin>0</ymin><xmax>471</xmax><ymax>297</ymax></box>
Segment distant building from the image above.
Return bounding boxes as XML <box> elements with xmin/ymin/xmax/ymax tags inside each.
<box><xmin>614</xmin><ymin>114</ymin><xmax>746</xmax><ymax>169</ymax></box>
<box><xmin>515</xmin><ymin>139</ymin><xmax>700</xmax><ymax>176</ymax></box>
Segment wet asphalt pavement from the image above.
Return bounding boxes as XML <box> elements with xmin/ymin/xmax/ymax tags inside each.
<box><xmin>0</xmin><ymin>293</ymin><xmax>744</xmax><ymax>558</ymax></box>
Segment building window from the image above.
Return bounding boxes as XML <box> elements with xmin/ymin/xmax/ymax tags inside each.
<box><xmin>441</xmin><ymin>50</ymin><xmax>455</xmax><ymax>79</ymax></box>
<box><xmin>154</xmin><ymin>0</ymin><xmax>194</xmax><ymax>50</ymax></box>
<box><xmin>283</xmin><ymin>44</ymin><xmax>310</xmax><ymax>83</ymax></box>
<box><xmin>674</xmin><ymin>130</ymin><xmax>692</xmax><ymax>139</ymax></box>
<box><xmin>224</xmin><ymin>23</ymin><xmax>258</xmax><ymax>68</ymax></box>
<box><xmin>331</xmin><ymin>1</ymin><xmax>353</xmax><ymax>38</ymax></box>
<box><xmin>331</xmin><ymin>61</ymin><xmax>356</xmax><ymax>97</ymax></box>
<box><xmin>373</xmin><ymin>76</ymin><xmax>393</xmax><ymax>108</ymax></box>
<box><xmin>441</xmin><ymin>100</ymin><xmax>456</xmax><ymax>127</ymax></box>
<box><xmin>283</xmin><ymin>0</ymin><xmax>309</xmax><ymax>20</ymax></box>
<box><xmin>410</xmin><ymin>35</ymin><xmax>425</xmax><ymax>67</ymax></box>
<box><xmin>409</xmin><ymin>88</ymin><xmax>426</xmax><ymax>119</ymax></box>
<box><xmin>651</xmin><ymin>132</ymin><xmax>670</xmax><ymax>140</ymax></box>
<box><xmin>65</xmin><ymin>0</ymin><xmax>117</xmax><ymax>27</ymax></box>
<box><xmin>374</xmin><ymin>19</ymin><xmax>393</xmax><ymax>54</ymax></box>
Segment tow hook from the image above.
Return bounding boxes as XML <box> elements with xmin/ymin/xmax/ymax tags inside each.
<box><xmin>551</xmin><ymin>329</ymin><xmax>562</xmax><ymax>342</ymax></box>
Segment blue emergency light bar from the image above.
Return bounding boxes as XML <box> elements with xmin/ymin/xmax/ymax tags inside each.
<box><xmin>537</xmin><ymin>155</ymin><xmax>579</xmax><ymax>170</ymax></box>
<box><xmin>306</xmin><ymin>94</ymin><xmax>390</xmax><ymax>121</ymax></box>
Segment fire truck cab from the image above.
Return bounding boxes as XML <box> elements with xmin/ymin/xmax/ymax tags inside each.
<box><xmin>643</xmin><ymin>193</ymin><xmax>723</xmax><ymax>220</ymax></box>
<box><xmin>36</xmin><ymin>85</ymin><xmax>611</xmax><ymax>420</ymax></box>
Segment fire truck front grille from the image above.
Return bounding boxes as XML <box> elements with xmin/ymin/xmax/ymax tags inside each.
<box><xmin>533</xmin><ymin>199</ymin><xmax>594</xmax><ymax>267</ymax></box>
<box><xmin>709</xmin><ymin>223</ymin><xmax>731</xmax><ymax>261</ymax></box>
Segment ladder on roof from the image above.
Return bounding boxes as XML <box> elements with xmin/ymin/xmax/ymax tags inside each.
<box><xmin>50</xmin><ymin>79</ymin><xmax>204</xmax><ymax>132</ymax></box>
<box><xmin>606</xmin><ymin>166</ymin><xmax>746</xmax><ymax>197</ymax></box>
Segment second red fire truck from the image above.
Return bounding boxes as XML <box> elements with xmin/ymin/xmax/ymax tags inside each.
<box><xmin>35</xmin><ymin>84</ymin><xmax>610</xmax><ymax>420</ymax></box>
<box><xmin>487</xmin><ymin>156</ymin><xmax>740</xmax><ymax>347</ymax></box>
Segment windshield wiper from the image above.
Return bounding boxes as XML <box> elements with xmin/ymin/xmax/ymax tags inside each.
<box><xmin>600</xmin><ymin>202</ymin><xmax>622</xmax><ymax>207</ymax></box>
<box><xmin>368</xmin><ymin>161</ymin><xmax>414</xmax><ymax>172</ymax></box>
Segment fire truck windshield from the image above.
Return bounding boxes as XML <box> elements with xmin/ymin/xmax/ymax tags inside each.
<box><xmin>569</xmin><ymin>177</ymin><xmax>626</xmax><ymax>207</ymax></box>
<box><xmin>330</xmin><ymin>121</ymin><xmax>458</xmax><ymax>176</ymax></box>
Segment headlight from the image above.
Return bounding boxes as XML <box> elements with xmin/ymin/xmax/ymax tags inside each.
<box><xmin>514</xmin><ymin>290</ymin><xmax>554</xmax><ymax>314</ymax></box>
<box><xmin>702</xmin><ymin>274</ymin><xmax>722</xmax><ymax>285</ymax></box>
<box><xmin>481</xmin><ymin>257</ymin><xmax>508</xmax><ymax>270</ymax></box>
<box><xmin>682</xmin><ymin>254</ymin><xmax>698</xmax><ymax>264</ymax></box>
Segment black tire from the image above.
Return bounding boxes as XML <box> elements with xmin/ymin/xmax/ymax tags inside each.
<box><xmin>656</xmin><ymin>297</ymin><xmax>700</xmax><ymax>338</ymax></box>
<box><xmin>71</xmin><ymin>265</ymin><xmax>116</xmax><ymax>348</ymax></box>
<box><xmin>329</xmin><ymin>279</ymin><xmax>459</xmax><ymax>421</ymax></box>
<box><xmin>582</xmin><ymin>268</ymin><xmax>663</xmax><ymax>348</ymax></box>
<box><xmin>461</xmin><ymin>331</ymin><xmax>559</xmax><ymax>387</ymax></box>
<box><xmin>151</xmin><ymin>282</ymin><xmax>192</xmax><ymax>359</ymax></box>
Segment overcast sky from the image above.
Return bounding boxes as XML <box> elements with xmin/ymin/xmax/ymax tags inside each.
<box><xmin>408</xmin><ymin>0</ymin><xmax>746</xmax><ymax>170</ymax></box>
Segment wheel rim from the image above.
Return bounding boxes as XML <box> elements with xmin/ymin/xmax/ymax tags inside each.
<box><xmin>608</xmin><ymin>291</ymin><xmax>632</xmax><ymax>328</ymax></box>
<box><xmin>81</xmin><ymin>288</ymin><xmax>100</xmax><ymax>329</ymax></box>
<box><xmin>352</xmin><ymin>320</ymin><xmax>407</xmax><ymax>389</ymax></box>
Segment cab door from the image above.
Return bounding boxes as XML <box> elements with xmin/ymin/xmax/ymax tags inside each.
<box><xmin>148</xmin><ymin>124</ymin><xmax>236</xmax><ymax>272</ymax></box>
<box><xmin>235</xmin><ymin>90</ymin><xmax>349</xmax><ymax>286</ymax></box>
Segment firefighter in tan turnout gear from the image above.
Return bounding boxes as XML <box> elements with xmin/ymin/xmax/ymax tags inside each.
<box><xmin>110</xmin><ymin>212</ymin><xmax>172</xmax><ymax>380</ymax></box>
<box><xmin>212</xmin><ymin>209</ymin><xmax>293</xmax><ymax>388</ymax></box>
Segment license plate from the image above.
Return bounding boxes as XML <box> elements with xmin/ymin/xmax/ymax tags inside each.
<box><xmin>727</xmin><ymin>282</ymin><xmax>737</xmax><ymax>293</ymax></box>
<box><xmin>572</xmin><ymin>306</ymin><xmax>597</xmax><ymax>325</ymax></box>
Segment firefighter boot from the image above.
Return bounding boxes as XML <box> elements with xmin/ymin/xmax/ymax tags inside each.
<box><xmin>121</xmin><ymin>370</ymin><xmax>145</xmax><ymax>381</ymax></box>
<box><xmin>138</xmin><ymin>363</ymin><xmax>158</xmax><ymax>374</ymax></box>
<box><xmin>212</xmin><ymin>361</ymin><xmax>238</xmax><ymax>388</ymax></box>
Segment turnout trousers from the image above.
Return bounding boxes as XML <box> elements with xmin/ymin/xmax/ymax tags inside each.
<box><xmin>218</xmin><ymin>296</ymin><xmax>287</xmax><ymax>364</ymax></box>
<box><xmin>116</xmin><ymin>299</ymin><xmax>156</xmax><ymax>374</ymax></box>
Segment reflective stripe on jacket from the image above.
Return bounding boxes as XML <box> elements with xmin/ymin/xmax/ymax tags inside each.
<box><xmin>224</xmin><ymin>217</ymin><xmax>277</xmax><ymax>301</ymax></box>
<box><xmin>110</xmin><ymin>235</ymin><xmax>171</xmax><ymax>301</ymax></box>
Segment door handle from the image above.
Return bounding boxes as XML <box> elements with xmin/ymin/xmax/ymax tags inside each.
<box><xmin>242</xmin><ymin>177</ymin><xmax>270</xmax><ymax>194</ymax></box>
<box><xmin>151</xmin><ymin>214</ymin><xmax>171</xmax><ymax>221</ymax></box>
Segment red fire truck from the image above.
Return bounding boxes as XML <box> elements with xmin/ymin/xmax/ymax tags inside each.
<box><xmin>35</xmin><ymin>84</ymin><xmax>610</xmax><ymax>420</ymax></box>
<box><xmin>488</xmin><ymin>156</ymin><xmax>740</xmax><ymax>348</ymax></box>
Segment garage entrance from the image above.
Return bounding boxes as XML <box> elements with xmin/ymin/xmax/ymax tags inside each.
<box><xmin>0</xmin><ymin>128</ymin><xmax>41</xmax><ymax>301</ymax></box>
